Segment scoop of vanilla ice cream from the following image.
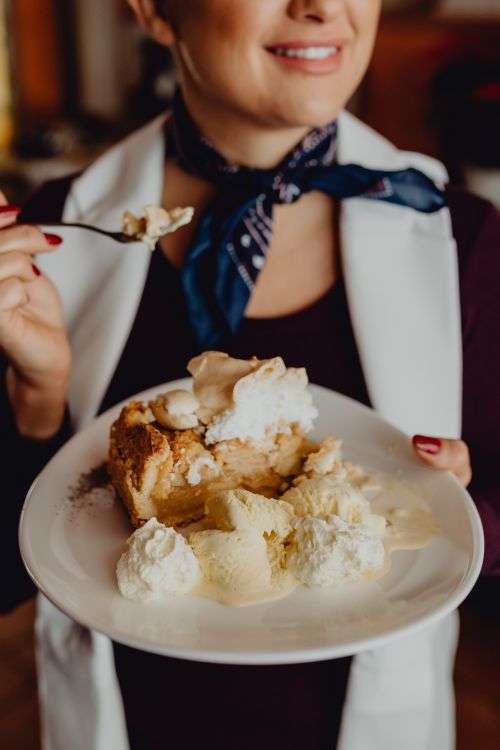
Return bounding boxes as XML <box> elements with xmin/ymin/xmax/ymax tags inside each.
<box><xmin>288</xmin><ymin>515</ymin><xmax>386</xmax><ymax>587</ymax></box>
<box><xmin>282</xmin><ymin>476</ymin><xmax>363</xmax><ymax>518</ymax></box>
<box><xmin>150</xmin><ymin>389</ymin><xmax>200</xmax><ymax>430</ymax></box>
<box><xmin>206</xmin><ymin>488</ymin><xmax>294</xmax><ymax>538</ymax></box>
<box><xmin>190</xmin><ymin>528</ymin><xmax>272</xmax><ymax>601</ymax></box>
<box><xmin>196</xmin><ymin>355</ymin><xmax>317</xmax><ymax>446</ymax></box>
<box><xmin>281</xmin><ymin>476</ymin><xmax>385</xmax><ymax>534</ymax></box>
<box><xmin>116</xmin><ymin>518</ymin><xmax>201</xmax><ymax>601</ymax></box>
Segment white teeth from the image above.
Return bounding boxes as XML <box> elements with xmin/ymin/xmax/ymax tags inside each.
<box><xmin>272</xmin><ymin>46</ymin><xmax>338</xmax><ymax>60</ymax></box>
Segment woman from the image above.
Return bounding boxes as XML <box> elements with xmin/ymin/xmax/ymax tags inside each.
<box><xmin>1</xmin><ymin>1</ymin><xmax>499</xmax><ymax>748</ymax></box>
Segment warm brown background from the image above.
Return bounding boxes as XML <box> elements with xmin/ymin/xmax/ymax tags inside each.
<box><xmin>366</xmin><ymin>13</ymin><xmax>500</xmax><ymax>156</ymax></box>
<box><xmin>7</xmin><ymin>3</ymin><xmax>500</xmax><ymax>155</ymax></box>
<box><xmin>9</xmin><ymin>0</ymin><xmax>64</xmax><ymax>118</ymax></box>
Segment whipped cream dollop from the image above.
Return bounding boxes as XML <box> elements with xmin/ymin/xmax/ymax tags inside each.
<box><xmin>287</xmin><ymin>515</ymin><xmax>386</xmax><ymax>587</ymax></box>
<box><xmin>116</xmin><ymin>518</ymin><xmax>201</xmax><ymax>601</ymax></box>
<box><xmin>188</xmin><ymin>351</ymin><xmax>260</xmax><ymax>424</ymax></box>
<box><xmin>150</xmin><ymin>389</ymin><xmax>200</xmax><ymax>430</ymax></box>
<box><xmin>188</xmin><ymin>352</ymin><xmax>317</xmax><ymax>446</ymax></box>
<box><xmin>123</xmin><ymin>205</ymin><xmax>194</xmax><ymax>250</ymax></box>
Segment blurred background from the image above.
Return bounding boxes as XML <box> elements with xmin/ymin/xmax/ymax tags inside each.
<box><xmin>0</xmin><ymin>0</ymin><xmax>500</xmax><ymax>205</ymax></box>
<box><xmin>0</xmin><ymin>1</ymin><xmax>499</xmax><ymax>748</ymax></box>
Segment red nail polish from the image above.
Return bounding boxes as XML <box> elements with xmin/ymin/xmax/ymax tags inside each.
<box><xmin>43</xmin><ymin>232</ymin><xmax>63</xmax><ymax>246</ymax></box>
<box><xmin>412</xmin><ymin>435</ymin><xmax>441</xmax><ymax>455</ymax></box>
<box><xmin>32</xmin><ymin>263</ymin><xmax>41</xmax><ymax>276</ymax></box>
<box><xmin>0</xmin><ymin>205</ymin><xmax>21</xmax><ymax>214</ymax></box>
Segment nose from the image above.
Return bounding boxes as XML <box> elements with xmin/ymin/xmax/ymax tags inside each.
<box><xmin>287</xmin><ymin>0</ymin><xmax>343</xmax><ymax>24</ymax></box>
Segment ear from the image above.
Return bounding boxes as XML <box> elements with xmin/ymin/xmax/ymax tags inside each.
<box><xmin>126</xmin><ymin>0</ymin><xmax>176</xmax><ymax>46</ymax></box>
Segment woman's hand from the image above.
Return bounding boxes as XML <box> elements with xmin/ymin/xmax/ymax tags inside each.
<box><xmin>0</xmin><ymin>192</ymin><xmax>71</xmax><ymax>439</ymax></box>
<box><xmin>412</xmin><ymin>435</ymin><xmax>472</xmax><ymax>487</ymax></box>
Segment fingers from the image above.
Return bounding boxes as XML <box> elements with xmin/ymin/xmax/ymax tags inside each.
<box><xmin>0</xmin><ymin>224</ymin><xmax>62</xmax><ymax>254</ymax></box>
<box><xmin>0</xmin><ymin>251</ymin><xmax>41</xmax><ymax>317</ymax></box>
<box><xmin>0</xmin><ymin>190</ymin><xmax>22</xmax><ymax>228</ymax></box>
<box><xmin>0</xmin><ymin>251</ymin><xmax>40</xmax><ymax>284</ymax></box>
<box><xmin>412</xmin><ymin>435</ymin><xmax>472</xmax><ymax>487</ymax></box>
<box><xmin>0</xmin><ymin>205</ymin><xmax>22</xmax><ymax>229</ymax></box>
<box><xmin>0</xmin><ymin>191</ymin><xmax>63</xmax><ymax>247</ymax></box>
<box><xmin>0</xmin><ymin>194</ymin><xmax>31</xmax><ymax>333</ymax></box>
<box><xmin>0</xmin><ymin>276</ymin><xmax>29</xmax><ymax>312</ymax></box>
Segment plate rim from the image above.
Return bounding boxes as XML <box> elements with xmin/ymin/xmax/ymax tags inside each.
<box><xmin>19</xmin><ymin>382</ymin><xmax>485</xmax><ymax>665</ymax></box>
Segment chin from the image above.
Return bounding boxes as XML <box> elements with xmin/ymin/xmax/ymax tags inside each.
<box><xmin>268</xmin><ymin>96</ymin><xmax>345</xmax><ymax>129</ymax></box>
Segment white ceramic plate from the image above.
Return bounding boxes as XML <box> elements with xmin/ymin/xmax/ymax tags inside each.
<box><xmin>20</xmin><ymin>380</ymin><xmax>484</xmax><ymax>665</ymax></box>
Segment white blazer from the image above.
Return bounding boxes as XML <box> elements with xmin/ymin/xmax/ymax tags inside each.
<box><xmin>35</xmin><ymin>111</ymin><xmax>462</xmax><ymax>750</ymax></box>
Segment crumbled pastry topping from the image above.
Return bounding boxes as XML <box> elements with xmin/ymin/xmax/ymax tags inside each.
<box><xmin>122</xmin><ymin>211</ymin><xmax>142</xmax><ymax>239</ymax></box>
<box><xmin>122</xmin><ymin>205</ymin><xmax>194</xmax><ymax>250</ymax></box>
<box><xmin>295</xmin><ymin>436</ymin><xmax>381</xmax><ymax>497</ymax></box>
<box><xmin>117</xmin><ymin>401</ymin><xmax>155</xmax><ymax>426</ymax></box>
<box><xmin>185</xmin><ymin>451</ymin><xmax>219</xmax><ymax>486</ymax></box>
<box><xmin>150</xmin><ymin>389</ymin><xmax>200</xmax><ymax>430</ymax></box>
<box><xmin>303</xmin><ymin>436</ymin><xmax>343</xmax><ymax>475</ymax></box>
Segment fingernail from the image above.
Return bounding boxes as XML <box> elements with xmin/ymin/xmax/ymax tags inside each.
<box><xmin>43</xmin><ymin>232</ymin><xmax>63</xmax><ymax>246</ymax></box>
<box><xmin>0</xmin><ymin>205</ymin><xmax>21</xmax><ymax>214</ymax></box>
<box><xmin>32</xmin><ymin>263</ymin><xmax>41</xmax><ymax>276</ymax></box>
<box><xmin>412</xmin><ymin>435</ymin><xmax>442</xmax><ymax>455</ymax></box>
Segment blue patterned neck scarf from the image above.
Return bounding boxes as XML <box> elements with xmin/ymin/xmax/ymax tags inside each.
<box><xmin>165</xmin><ymin>92</ymin><xmax>446</xmax><ymax>349</ymax></box>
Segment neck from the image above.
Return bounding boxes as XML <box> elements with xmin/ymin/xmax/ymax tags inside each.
<box><xmin>181</xmin><ymin>89</ymin><xmax>311</xmax><ymax>170</ymax></box>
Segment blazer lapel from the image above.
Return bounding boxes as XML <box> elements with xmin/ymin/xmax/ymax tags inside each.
<box><xmin>337</xmin><ymin>112</ymin><xmax>462</xmax><ymax>437</ymax></box>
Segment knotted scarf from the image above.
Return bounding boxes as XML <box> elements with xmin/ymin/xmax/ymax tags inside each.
<box><xmin>165</xmin><ymin>92</ymin><xmax>446</xmax><ymax>349</ymax></box>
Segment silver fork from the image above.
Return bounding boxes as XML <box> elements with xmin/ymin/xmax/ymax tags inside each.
<box><xmin>33</xmin><ymin>222</ymin><xmax>140</xmax><ymax>244</ymax></box>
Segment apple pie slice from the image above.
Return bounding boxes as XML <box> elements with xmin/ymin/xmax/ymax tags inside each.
<box><xmin>108</xmin><ymin>352</ymin><xmax>316</xmax><ymax>527</ymax></box>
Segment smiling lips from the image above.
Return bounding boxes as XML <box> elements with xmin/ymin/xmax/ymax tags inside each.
<box><xmin>266</xmin><ymin>42</ymin><xmax>344</xmax><ymax>74</ymax></box>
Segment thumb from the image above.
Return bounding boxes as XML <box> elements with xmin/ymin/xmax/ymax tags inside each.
<box><xmin>412</xmin><ymin>435</ymin><xmax>472</xmax><ymax>486</ymax></box>
<box><xmin>0</xmin><ymin>189</ymin><xmax>21</xmax><ymax>229</ymax></box>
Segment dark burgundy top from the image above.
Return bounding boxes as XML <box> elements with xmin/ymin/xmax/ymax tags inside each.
<box><xmin>99</xmin><ymin>250</ymin><xmax>369</xmax><ymax>413</ymax></box>
<box><xmin>2</xmin><ymin>177</ymin><xmax>499</xmax><ymax>750</ymax></box>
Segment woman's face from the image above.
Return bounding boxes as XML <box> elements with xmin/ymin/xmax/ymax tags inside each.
<box><xmin>166</xmin><ymin>0</ymin><xmax>381</xmax><ymax>128</ymax></box>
